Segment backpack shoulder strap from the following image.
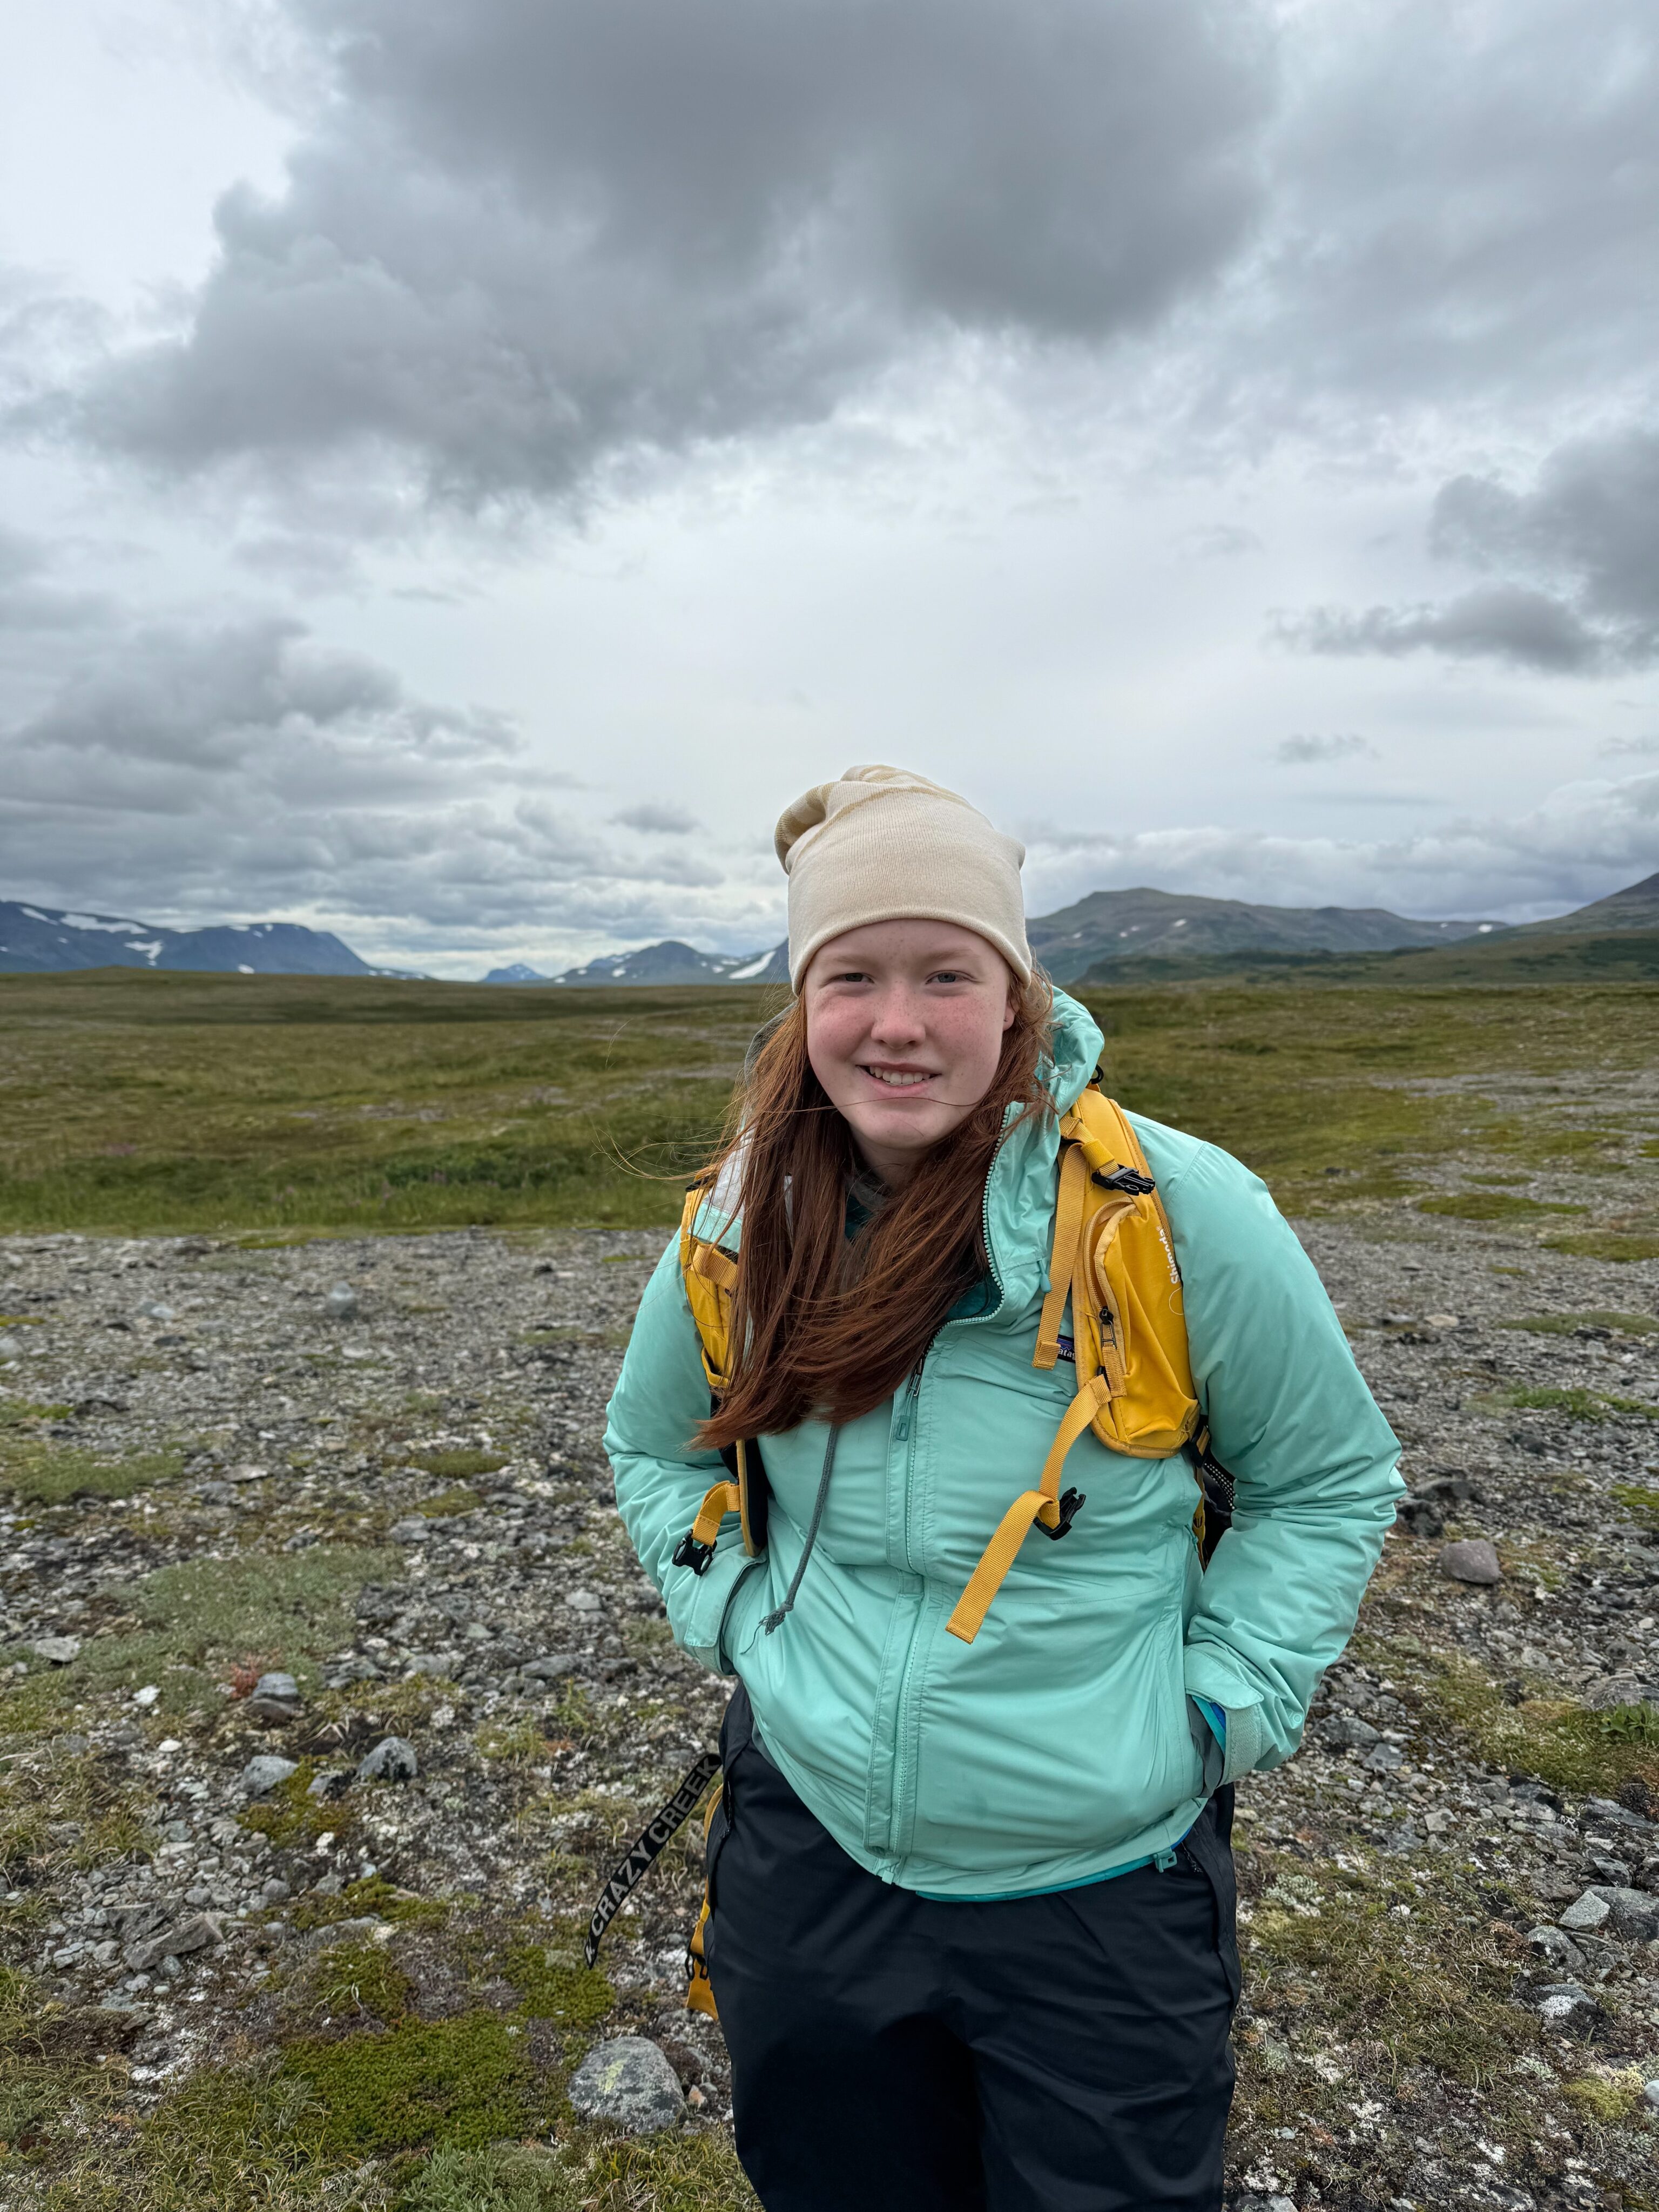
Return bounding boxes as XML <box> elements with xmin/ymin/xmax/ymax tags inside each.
<box><xmin>680</xmin><ymin>1181</ymin><xmax>738</xmax><ymax>1391</ymax></box>
<box><xmin>675</xmin><ymin>1184</ymin><xmax>768</xmax><ymax>1570</ymax></box>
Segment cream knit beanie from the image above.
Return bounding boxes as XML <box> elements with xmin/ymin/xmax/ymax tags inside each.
<box><xmin>775</xmin><ymin>764</ymin><xmax>1031</xmax><ymax>993</ymax></box>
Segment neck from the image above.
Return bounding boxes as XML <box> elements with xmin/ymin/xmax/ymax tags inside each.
<box><xmin>850</xmin><ymin>1137</ymin><xmax>912</xmax><ymax>1192</ymax></box>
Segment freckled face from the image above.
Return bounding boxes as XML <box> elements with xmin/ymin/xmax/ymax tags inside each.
<box><xmin>803</xmin><ymin>919</ymin><xmax>1017</xmax><ymax>1186</ymax></box>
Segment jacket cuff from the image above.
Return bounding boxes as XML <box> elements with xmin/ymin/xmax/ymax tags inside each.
<box><xmin>1184</xmin><ymin>1644</ymin><xmax>1271</xmax><ymax>1783</ymax></box>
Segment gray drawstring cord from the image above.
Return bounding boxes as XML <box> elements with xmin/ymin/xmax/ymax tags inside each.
<box><xmin>763</xmin><ymin>1425</ymin><xmax>840</xmax><ymax>1634</ymax></box>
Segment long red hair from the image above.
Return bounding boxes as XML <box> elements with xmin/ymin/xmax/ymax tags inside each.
<box><xmin>697</xmin><ymin>975</ymin><xmax>1055</xmax><ymax>1447</ymax></box>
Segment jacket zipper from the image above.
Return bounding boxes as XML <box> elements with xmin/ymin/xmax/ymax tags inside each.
<box><xmin>893</xmin><ymin>1359</ymin><xmax>924</xmax><ymax>1444</ymax></box>
<box><xmin>884</xmin><ymin>1123</ymin><xmax>1014</xmax><ymax>1864</ymax></box>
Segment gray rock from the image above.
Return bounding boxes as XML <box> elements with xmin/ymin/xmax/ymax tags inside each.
<box><xmin>1438</xmin><ymin>1538</ymin><xmax>1501</xmax><ymax>1586</ymax></box>
<box><xmin>307</xmin><ymin>1769</ymin><xmax>350</xmax><ymax>1800</ymax></box>
<box><xmin>523</xmin><ymin>1653</ymin><xmax>577</xmax><ymax>1682</ymax></box>
<box><xmin>0</xmin><ymin>1333</ymin><xmax>23</xmax><ymax>1360</ymax></box>
<box><xmin>1364</xmin><ymin>1742</ymin><xmax>1405</xmax><ymax>1772</ymax></box>
<box><xmin>122</xmin><ymin>1912</ymin><xmax>221</xmax><ymax>1973</ymax></box>
<box><xmin>1582</xmin><ymin>1677</ymin><xmax>1659</xmax><ymax>1714</ymax></box>
<box><xmin>239</xmin><ymin>1754</ymin><xmax>299</xmax><ymax>1796</ymax></box>
<box><xmin>260</xmin><ymin>1878</ymin><xmax>292</xmax><ymax>1905</ymax></box>
<box><xmin>1380</xmin><ymin>1820</ymin><xmax>1420</xmax><ymax>1855</ymax></box>
<box><xmin>1558</xmin><ymin>1889</ymin><xmax>1610</xmax><ymax>1932</ymax></box>
<box><xmin>1394</xmin><ymin>1496</ymin><xmax>1444</xmax><ymax>1539</ymax></box>
<box><xmin>390</xmin><ymin>1518</ymin><xmax>431</xmax><ymax>1543</ymax></box>
<box><xmin>1535</xmin><ymin>1980</ymin><xmax>1595</xmax><ymax>2027</ymax></box>
<box><xmin>356</xmin><ymin>1736</ymin><xmax>419</xmax><ymax>1783</ymax></box>
<box><xmin>247</xmin><ymin>1670</ymin><xmax>302</xmax><ymax>1723</ymax></box>
<box><xmin>1597</xmin><ymin>1886</ymin><xmax>1659</xmax><ymax>1941</ymax></box>
<box><xmin>1318</xmin><ymin>1712</ymin><xmax>1380</xmax><ymax>1751</ymax></box>
<box><xmin>1644</xmin><ymin>2078</ymin><xmax>1659</xmax><ymax>2115</ymax></box>
<box><xmin>1526</xmin><ymin>1924</ymin><xmax>1584</xmax><ymax>1969</ymax></box>
<box><xmin>137</xmin><ymin>1301</ymin><xmax>175</xmax><ymax>1323</ymax></box>
<box><xmin>1581</xmin><ymin>1796</ymin><xmax>1655</xmax><ymax>1833</ymax></box>
<box><xmin>322</xmin><ymin>1653</ymin><xmax>382</xmax><ymax>1688</ymax></box>
<box><xmin>1589</xmin><ymin>1854</ymin><xmax>1633</xmax><ymax>1887</ymax></box>
<box><xmin>567</xmin><ymin>2036</ymin><xmax>685</xmax><ymax>2134</ymax></box>
<box><xmin>402</xmin><ymin>1651</ymin><xmax>458</xmax><ymax>1679</ymax></box>
<box><xmin>325</xmin><ymin>1283</ymin><xmax>359</xmax><ymax>1317</ymax></box>
<box><xmin>564</xmin><ymin>1588</ymin><xmax>603</xmax><ymax>1615</ymax></box>
<box><xmin>30</xmin><ymin>1636</ymin><xmax>81</xmax><ymax>1665</ymax></box>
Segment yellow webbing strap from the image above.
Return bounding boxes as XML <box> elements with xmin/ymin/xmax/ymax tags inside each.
<box><xmin>689</xmin><ymin>1480</ymin><xmax>742</xmax><ymax>1549</ymax></box>
<box><xmin>1034</xmin><ymin>1136</ymin><xmax>1090</xmax><ymax>1371</ymax></box>
<box><xmin>689</xmin><ymin>1240</ymin><xmax>738</xmax><ymax>1292</ymax></box>
<box><xmin>946</xmin><ymin>1373</ymin><xmax>1111</xmax><ymax>1643</ymax></box>
<box><xmin>685</xmin><ymin>1791</ymin><xmax>722</xmax><ymax>2019</ymax></box>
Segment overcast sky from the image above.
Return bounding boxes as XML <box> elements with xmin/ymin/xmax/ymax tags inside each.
<box><xmin>1</xmin><ymin>0</ymin><xmax>1654</xmax><ymax>974</ymax></box>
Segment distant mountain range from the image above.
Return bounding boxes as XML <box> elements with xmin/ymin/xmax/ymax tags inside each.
<box><xmin>487</xmin><ymin>940</ymin><xmax>791</xmax><ymax>986</ymax></box>
<box><xmin>1511</xmin><ymin>869</ymin><xmax>1659</xmax><ymax>938</ymax></box>
<box><xmin>0</xmin><ymin>901</ymin><xmax>402</xmax><ymax>977</ymax></box>
<box><xmin>1032</xmin><ymin>887</ymin><xmax>1502</xmax><ymax>984</ymax></box>
<box><xmin>7</xmin><ymin>873</ymin><xmax>1655</xmax><ymax>984</ymax></box>
<box><xmin>494</xmin><ymin>888</ymin><xmax>1508</xmax><ymax>990</ymax></box>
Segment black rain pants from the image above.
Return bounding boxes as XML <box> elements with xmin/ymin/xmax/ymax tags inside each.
<box><xmin>703</xmin><ymin>1685</ymin><xmax>1239</xmax><ymax>2212</ymax></box>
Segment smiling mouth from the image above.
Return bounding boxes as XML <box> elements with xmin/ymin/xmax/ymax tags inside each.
<box><xmin>861</xmin><ymin>1065</ymin><xmax>936</xmax><ymax>1089</ymax></box>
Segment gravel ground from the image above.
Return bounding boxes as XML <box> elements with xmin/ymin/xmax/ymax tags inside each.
<box><xmin>2</xmin><ymin>1210</ymin><xmax>1657</xmax><ymax>2208</ymax></box>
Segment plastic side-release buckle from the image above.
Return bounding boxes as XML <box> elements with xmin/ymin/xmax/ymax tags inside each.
<box><xmin>1093</xmin><ymin>1166</ymin><xmax>1156</xmax><ymax>1195</ymax></box>
<box><xmin>1033</xmin><ymin>1487</ymin><xmax>1085</xmax><ymax>1541</ymax></box>
<box><xmin>672</xmin><ymin>1532</ymin><xmax>717</xmax><ymax>1576</ymax></box>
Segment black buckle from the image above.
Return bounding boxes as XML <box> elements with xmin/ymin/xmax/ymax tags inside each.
<box><xmin>1094</xmin><ymin>1166</ymin><xmax>1155</xmax><ymax>1195</ymax></box>
<box><xmin>1035</xmin><ymin>1488</ymin><xmax>1085</xmax><ymax>1540</ymax></box>
<box><xmin>672</xmin><ymin>1532</ymin><xmax>716</xmax><ymax>1576</ymax></box>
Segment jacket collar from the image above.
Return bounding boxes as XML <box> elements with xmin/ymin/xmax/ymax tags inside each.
<box><xmin>976</xmin><ymin>989</ymin><xmax>1104</xmax><ymax>1323</ymax></box>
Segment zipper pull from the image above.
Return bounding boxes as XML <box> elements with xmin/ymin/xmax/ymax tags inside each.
<box><xmin>1154</xmin><ymin>1846</ymin><xmax>1178</xmax><ymax>1873</ymax></box>
<box><xmin>894</xmin><ymin>1365</ymin><xmax>923</xmax><ymax>1443</ymax></box>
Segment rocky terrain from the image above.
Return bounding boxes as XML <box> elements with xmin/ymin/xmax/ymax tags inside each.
<box><xmin>1</xmin><ymin>1204</ymin><xmax>1657</xmax><ymax>2208</ymax></box>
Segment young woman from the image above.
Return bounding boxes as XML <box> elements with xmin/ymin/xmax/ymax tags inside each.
<box><xmin>606</xmin><ymin>765</ymin><xmax>1400</xmax><ymax>2212</ymax></box>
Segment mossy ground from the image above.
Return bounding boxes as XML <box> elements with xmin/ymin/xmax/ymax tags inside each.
<box><xmin>0</xmin><ymin>968</ymin><xmax>1654</xmax><ymax>1235</ymax></box>
<box><xmin>0</xmin><ymin>1431</ymin><xmax>184</xmax><ymax>1506</ymax></box>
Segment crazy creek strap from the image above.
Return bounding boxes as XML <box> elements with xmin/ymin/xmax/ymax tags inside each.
<box><xmin>582</xmin><ymin>1750</ymin><xmax>723</xmax><ymax>1970</ymax></box>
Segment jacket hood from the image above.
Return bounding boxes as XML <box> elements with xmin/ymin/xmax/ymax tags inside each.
<box><xmin>1043</xmin><ymin>988</ymin><xmax>1104</xmax><ymax>1118</ymax></box>
<box><xmin>977</xmin><ymin>988</ymin><xmax>1103</xmax><ymax>1320</ymax></box>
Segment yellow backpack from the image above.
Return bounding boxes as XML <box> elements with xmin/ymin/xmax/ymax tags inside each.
<box><xmin>671</xmin><ymin>1079</ymin><xmax>1229</xmax><ymax>1641</ymax></box>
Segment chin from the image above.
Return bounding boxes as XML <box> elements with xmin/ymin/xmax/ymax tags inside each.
<box><xmin>854</xmin><ymin>1110</ymin><xmax>945</xmax><ymax>1152</ymax></box>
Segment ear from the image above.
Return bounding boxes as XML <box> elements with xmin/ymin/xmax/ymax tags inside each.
<box><xmin>1001</xmin><ymin>981</ymin><xmax>1017</xmax><ymax>1033</ymax></box>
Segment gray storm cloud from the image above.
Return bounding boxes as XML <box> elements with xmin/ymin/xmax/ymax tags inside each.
<box><xmin>0</xmin><ymin>611</ymin><xmax>722</xmax><ymax>932</ymax></box>
<box><xmin>1280</xmin><ymin>424</ymin><xmax>1659</xmax><ymax>675</ymax></box>
<box><xmin>3</xmin><ymin>0</ymin><xmax>1657</xmax><ymax>958</ymax></box>
<box><xmin>68</xmin><ymin>0</ymin><xmax>1274</xmax><ymax>498</ymax></box>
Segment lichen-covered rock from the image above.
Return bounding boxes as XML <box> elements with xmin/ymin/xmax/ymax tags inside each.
<box><xmin>356</xmin><ymin>1735</ymin><xmax>419</xmax><ymax>1782</ymax></box>
<box><xmin>1526</xmin><ymin>1924</ymin><xmax>1584</xmax><ymax>1970</ymax></box>
<box><xmin>568</xmin><ymin>2036</ymin><xmax>685</xmax><ymax>2133</ymax></box>
<box><xmin>30</xmin><ymin>1636</ymin><xmax>81</xmax><ymax>1664</ymax></box>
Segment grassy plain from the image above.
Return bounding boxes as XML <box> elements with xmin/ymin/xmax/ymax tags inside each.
<box><xmin>1</xmin><ymin>966</ymin><xmax>1656</xmax><ymax>1240</ymax></box>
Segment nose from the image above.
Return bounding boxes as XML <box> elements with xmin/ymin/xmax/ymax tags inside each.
<box><xmin>866</xmin><ymin>981</ymin><xmax>926</xmax><ymax>1047</ymax></box>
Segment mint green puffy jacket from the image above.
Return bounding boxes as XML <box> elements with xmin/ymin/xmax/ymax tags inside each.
<box><xmin>605</xmin><ymin>991</ymin><xmax>1401</xmax><ymax>1897</ymax></box>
